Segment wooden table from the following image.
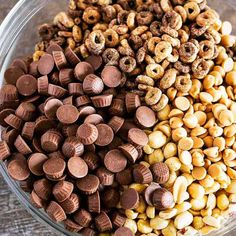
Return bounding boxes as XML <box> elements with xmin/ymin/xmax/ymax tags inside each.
<box><xmin>0</xmin><ymin>1</ymin><xmax>56</xmax><ymax>235</ymax></box>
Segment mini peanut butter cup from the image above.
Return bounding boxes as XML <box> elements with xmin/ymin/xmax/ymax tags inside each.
<box><xmin>29</xmin><ymin>61</ymin><xmax>39</xmax><ymax>77</ymax></box>
<box><xmin>104</xmin><ymin>149</ymin><xmax>127</xmax><ymax>173</ymax></box>
<box><xmin>108</xmin><ymin>116</ymin><xmax>125</xmax><ymax>133</ymax></box>
<box><xmin>48</xmin><ymin>84</ymin><xmax>67</xmax><ymax>98</ymax></box>
<box><xmin>75</xmin><ymin>95</ymin><xmax>91</xmax><ymax>107</ymax></box>
<box><xmin>16</xmin><ymin>75</ymin><xmax>37</xmax><ymax>96</ymax></box>
<box><xmin>50</xmin><ymin>71</ymin><xmax>60</xmax><ymax>84</ymax></box>
<box><xmin>64</xmin><ymin>219</ymin><xmax>83</xmax><ymax>233</ymax></box>
<box><xmin>60</xmin><ymin>193</ymin><xmax>80</xmax><ymax>214</ymax></box>
<box><xmin>84</xmin><ymin>114</ymin><xmax>104</xmax><ymax>125</ymax></box>
<box><xmin>38</xmin><ymin>54</ymin><xmax>55</xmax><ymax>75</ymax></box>
<box><xmin>7</xmin><ymin>156</ymin><xmax>30</xmax><ymax>181</ymax></box>
<box><xmin>33</xmin><ymin>178</ymin><xmax>52</xmax><ymax>201</ymax></box>
<box><xmin>76</xmin><ymin>123</ymin><xmax>98</xmax><ymax>145</ymax></box>
<box><xmin>59</xmin><ymin>68</ymin><xmax>74</xmax><ymax>86</ymax></box>
<box><xmin>83</xmin><ymin>152</ymin><xmax>100</xmax><ymax>171</ymax></box>
<box><xmin>95</xmin><ymin>124</ymin><xmax>114</xmax><ymax>146</ymax></box>
<box><xmin>68</xmin><ymin>83</ymin><xmax>84</xmax><ymax>96</ymax></box>
<box><xmin>118</xmin><ymin>120</ymin><xmax>137</xmax><ymax>141</ymax></box>
<box><xmin>91</xmin><ymin>94</ymin><xmax>113</xmax><ymax>108</ymax></box>
<box><xmin>125</xmin><ymin>92</ymin><xmax>141</xmax><ymax>113</ymax></box>
<box><xmin>102</xmin><ymin>188</ymin><xmax>120</xmax><ymax>208</ymax></box>
<box><xmin>0</xmin><ymin>141</ymin><xmax>11</xmax><ymax>160</ymax></box>
<box><xmin>28</xmin><ymin>153</ymin><xmax>48</xmax><ymax>176</ymax></box>
<box><xmin>133</xmin><ymin>164</ymin><xmax>153</xmax><ymax>184</ymax></box>
<box><xmin>144</xmin><ymin>182</ymin><xmax>161</xmax><ymax>206</ymax></box>
<box><xmin>74</xmin><ymin>62</ymin><xmax>94</xmax><ymax>81</ymax></box>
<box><xmin>44</xmin><ymin>98</ymin><xmax>63</xmax><ymax>119</ymax></box>
<box><xmin>116</xmin><ymin>168</ymin><xmax>133</xmax><ymax>186</ymax></box>
<box><xmin>85</xmin><ymin>55</ymin><xmax>103</xmax><ymax>71</ymax></box>
<box><xmin>48</xmin><ymin>150</ymin><xmax>65</xmax><ymax>160</ymax></box>
<box><xmin>35</xmin><ymin>116</ymin><xmax>57</xmax><ymax>135</ymax></box>
<box><xmin>0</xmin><ymin>85</ymin><xmax>18</xmax><ymax>103</ymax></box>
<box><xmin>78</xmin><ymin>106</ymin><xmax>96</xmax><ymax>118</ymax></box>
<box><xmin>119</xmin><ymin>143</ymin><xmax>139</xmax><ymax>163</ymax></box>
<box><xmin>41</xmin><ymin>129</ymin><xmax>63</xmax><ymax>152</ymax></box>
<box><xmin>115</xmin><ymin>227</ymin><xmax>134</xmax><ymax>236</ymax></box>
<box><xmin>52</xmin><ymin>51</ymin><xmax>68</xmax><ymax>70</ymax></box>
<box><xmin>81</xmin><ymin>228</ymin><xmax>96</xmax><ymax>236</ymax></box>
<box><xmin>62</xmin><ymin>137</ymin><xmax>84</xmax><ymax>158</ymax></box>
<box><xmin>95</xmin><ymin>212</ymin><xmax>113</xmax><ymax>232</ymax></box>
<box><xmin>38</xmin><ymin>75</ymin><xmax>49</xmax><ymax>95</ymax></box>
<box><xmin>63</xmin><ymin>96</ymin><xmax>73</xmax><ymax>105</ymax></box>
<box><xmin>112</xmin><ymin>213</ymin><xmax>126</xmax><ymax>228</ymax></box>
<box><xmin>46</xmin><ymin>201</ymin><xmax>67</xmax><ymax>222</ymax></box>
<box><xmin>52</xmin><ymin>180</ymin><xmax>74</xmax><ymax>202</ymax></box>
<box><xmin>4</xmin><ymin>66</ymin><xmax>25</xmax><ymax>85</ymax></box>
<box><xmin>68</xmin><ymin>156</ymin><xmax>88</xmax><ymax>178</ymax></box>
<box><xmin>76</xmin><ymin>174</ymin><xmax>100</xmax><ymax>195</ymax></box>
<box><xmin>120</xmin><ymin>188</ymin><xmax>139</xmax><ymax>210</ymax></box>
<box><xmin>109</xmin><ymin>99</ymin><xmax>125</xmax><ymax>116</ymax></box>
<box><xmin>74</xmin><ymin>209</ymin><xmax>92</xmax><ymax>227</ymax></box>
<box><xmin>30</xmin><ymin>190</ymin><xmax>45</xmax><ymax>209</ymax></box>
<box><xmin>21</xmin><ymin>122</ymin><xmax>35</xmax><ymax>140</ymax></box>
<box><xmin>43</xmin><ymin>157</ymin><xmax>66</xmax><ymax>179</ymax></box>
<box><xmin>150</xmin><ymin>162</ymin><xmax>170</xmax><ymax>184</ymax></box>
<box><xmin>14</xmin><ymin>135</ymin><xmax>32</xmax><ymax>155</ymax></box>
<box><xmin>56</xmin><ymin>105</ymin><xmax>79</xmax><ymax>124</ymax></box>
<box><xmin>15</xmin><ymin>102</ymin><xmax>36</xmax><ymax>121</ymax></box>
<box><xmin>65</xmin><ymin>47</ymin><xmax>81</xmax><ymax>66</ymax></box>
<box><xmin>4</xmin><ymin>114</ymin><xmax>22</xmax><ymax>130</ymax></box>
<box><xmin>0</xmin><ymin>108</ymin><xmax>15</xmax><ymax>127</ymax></box>
<box><xmin>128</xmin><ymin>128</ymin><xmax>148</xmax><ymax>147</ymax></box>
<box><xmin>101</xmin><ymin>66</ymin><xmax>122</xmax><ymax>88</ymax></box>
<box><xmin>108</xmin><ymin>136</ymin><xmax>124</xmax><ymax>150</ymax></box>
<box><xmin>11</xmin><ymin>58</ymin><xmax>28</xmax><ymax>73</ymax></box>
<box><xmin>96</xmin><ymin>167</ymin><xmax>114</xmax><ymax>186</ymax></box>
<box><xmin>46</xmin><ymin>43</ymin><xmax>63</xmax><ymax>54</ymax></box>
<box><xmin>152</xmin><ymin>188</ymin><xmax>174</xmax><ymax>210</ymax></box>
<box><xmin>83</xmin><ymin>74</ymin><xmax>104</xmax><ymax>95</ymax></box>
<box><xmin>135</xmin><ymin>106</ymin><xmax>156</xmax><ymax>128</ymax></box>
<box><xmin>62</xmin><ymin>124</ymin><xmax>78</xmax><ymax>137</ymax></box>
<box><xmin>88</xmin><ymin>191</ymin><xmax>101</xmax><ymax>214</ymax></box>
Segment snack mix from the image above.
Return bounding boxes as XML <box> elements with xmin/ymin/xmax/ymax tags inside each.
<box><xmin>1</xmin><ymin>0</ymin><xmax>236</xmax><ymax>235</ymax></box>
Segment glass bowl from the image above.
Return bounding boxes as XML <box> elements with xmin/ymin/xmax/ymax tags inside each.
<box><xmin>1</xmin><ymin>0</ymin><xmax>236</xmax><ymax>235</ymax></box>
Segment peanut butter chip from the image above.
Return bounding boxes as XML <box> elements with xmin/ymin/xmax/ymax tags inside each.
<box><xmin>174</xmin><ymin>97</ymin><xmax>190</xmax><ymax>111</ymax></box>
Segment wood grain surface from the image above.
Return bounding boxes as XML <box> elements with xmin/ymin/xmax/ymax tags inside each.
<box><xmin>0</xmin><ymin>1</ymin><xmax>57</xmax><ymax>235</ymax></box>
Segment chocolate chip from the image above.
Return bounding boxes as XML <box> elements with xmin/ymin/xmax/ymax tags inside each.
<box><xmin>101</xmin><ymin>66</ymin><xmax>122</xmax><ymax>88</ymax></box>
<box><xmin>152</xmin><ymin>188</ymin><xmax>174</xmax><ymax>210</ymax></box>
<box><xmin>120</xmin><ymin>188</ymin><xmax>139</xmax><ymax>210</ymax></box>
<box><xmin>104</xmin><ymin>149</ymin><xmax>127</xmax><ymax>173</ymax></box>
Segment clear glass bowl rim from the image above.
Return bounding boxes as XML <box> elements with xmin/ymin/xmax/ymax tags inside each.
<box><xmin>1</xmin><ymin>1</ymin><xmax>236</xmax><ymax>236</ymax></box>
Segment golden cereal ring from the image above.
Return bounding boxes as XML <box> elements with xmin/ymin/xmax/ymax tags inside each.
<box><xmin>104</xmin><ymin>29</ymin><xmax>119</xmax><ymax>47</ymax></box>
<box><xmin>160</xmin><ymin>68</ymin><xmax>178</xmax><ymax>90</ymax></box>
<box><xmin>82</xmin><ymin>7</ymin><xmax>101</xmax><ymax>24</ymax></box>
<box><xmin>146</xmin><ymin>64</ymin><xmax>164</xmax><ymax>80</ymax></box>
<box><xmin>145</xmin><ymin>87</ymin><xmax>162</xmax><ymax>106</ymax></box>
<box><xmin>154</xmin><ymin>41</ymin><xmax>172</xmax><ymax>63</ymax></box>
<box><xmin>151</xmin><ymin>94</ymin><xmax>169</xmax><ymax>112</ymax></box>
